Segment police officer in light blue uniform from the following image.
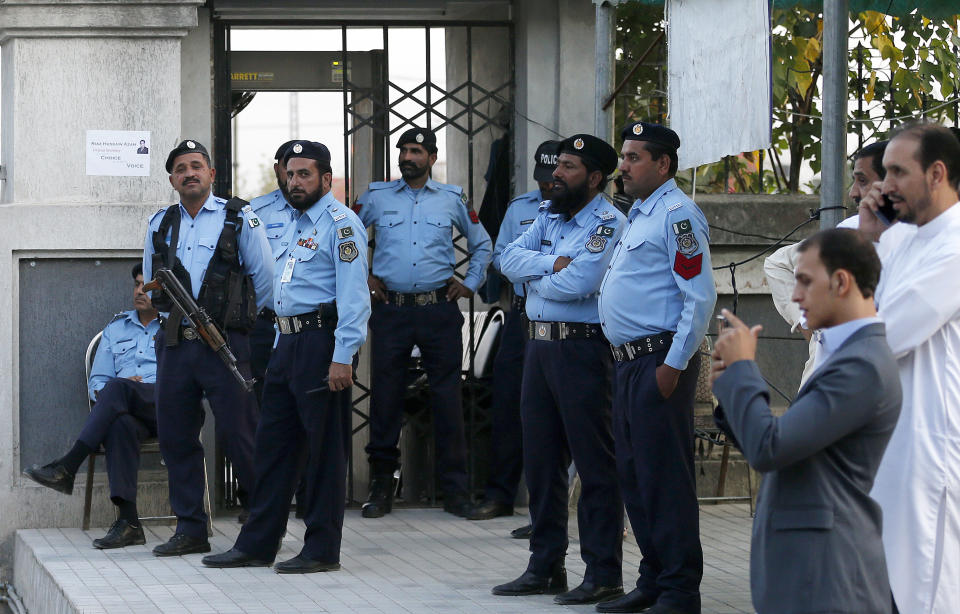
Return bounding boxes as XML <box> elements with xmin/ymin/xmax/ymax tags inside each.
<box><xmin>596</xmin><ymin>122</ymin><xmax>716</xmax><ymax>614</ymax></box>
<box><xmin>203</xmin><ymin>140</ymin><xmax>370</xmax><ymax>574</ymax></box>
<box><xmin>493</xmin><ymin>134</ymin><xmax>626</xmax><ymax>606</ymax></box>
<box><xmin>355</xmin><ymin>126</ymin><xmax>493</xmax><ymax>519</ymax></box>
<box><xmin>143</xmin><ymin>139</ymin><xmax>274</xmax><ymax>557</ymax></box>
<box><xmin>23</xmin><ymin>264</ymin><xmax>160</xmax><ymax>550</ymax></box>
<box><xmin>249</xmin><ymin>140</ymin><xmax>299</xmax><ymax>404</ymax></box>
<box><xmin>467</xmin><ymin>139</ymin><xmax>560</xmax><ymax>522</ymax></box>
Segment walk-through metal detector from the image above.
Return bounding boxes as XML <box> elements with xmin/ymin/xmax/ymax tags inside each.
<box><xmin>211</xmin><ymin>19</ymin><xmax>514</xmax><ymax>508</ymax></box>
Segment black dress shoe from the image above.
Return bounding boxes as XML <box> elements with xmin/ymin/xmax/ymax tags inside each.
<box><xmin>443</xmin><ymin>493</ymin><xmax>472</xmax><ymax>518</ymax></box>
<box><xmin>492</xmin><ymin>567</ymin><xmax>568</xmax><ymax>596</ymax></box>
<box><xmin>510</xmin><ymin>524</ymin><xmax>532</xmax><ymax>539</ymax></box>
<box><xmin>237</xmin><ymin>508</ymin><xmax>250</xmax><ymax>524</ymax></box>
<box><xmin>466</xmin><ymin>500</ymin><xmax>513</xmax><ymax>521</ymax></box>
<box><xmin>23</xmin><ymin>462</ymin><xmax>76</xmax><ymax>495</ymax></box>
<box><xmin>202</xmin><ymin>548</ymin><xmax>272</xmax><ymax>568</ymax></box>
<box><xmin>596</xmin><ymin>588</ymin><xmax>658</xmax><ymax>612</ymax></box>
<box><xmin>361</xmin><ymin>474</ymin><xmax>396</xmax><ymax>519</ymax></box>
<box><xmin>274</xmin><ymin>555</ymin><xmax>340</xmax><ymax>574</ymax></box>
<box><xmin>554</xmin><ymin>581</ymin><xmax>624</xmax><ymax>605</ymax></box>
<box><xmin>152</xmin><ymin>533</ymin><xmax>211</xmax><ymax>557</ymax></box>
<box><xmin>93</xmin><ymin>519</ymin><xmax>145</xmax><ymax>549</ymax></box>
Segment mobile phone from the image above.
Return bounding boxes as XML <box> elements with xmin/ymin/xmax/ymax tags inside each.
<box><xmin>876</xmin><ymin>194</ymin><xmax>897</xmax><ymax>226</ymax></box>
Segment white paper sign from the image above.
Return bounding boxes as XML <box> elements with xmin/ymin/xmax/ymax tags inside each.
<box><xmin>85</xmin><ymin>130</ymin><xmax>151</xmax><ymax>176</ymax></box>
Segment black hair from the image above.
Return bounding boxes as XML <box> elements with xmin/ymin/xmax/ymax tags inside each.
<box><xmin>582</xmin><ymin>158</ymin><xmax>610</xmax><ymax>192</ymax></box>
<box><xmin>132</xmin><ymin>262</ymin><xmax>143</xmax><ymax>279</ymax></box>
<box><xmin>890</xmin><ymin>121</ymin><xmax>960</xmax><ymax>191</ymax></box>
<box><xmin>855</xmin><ymin>140</ymin><xmax>888</xmax><ymax>179</ymax></box>
<box><xmin>642</xmin><ymin>141</ymin><xmax>679</xmax><ymax>177</ymax></box>
<box><xmin>797</xmin><ymin>228</ymin><xmax>881</xmax><ymax>299</ymax></box>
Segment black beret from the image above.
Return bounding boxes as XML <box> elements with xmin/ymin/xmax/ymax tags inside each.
<box><xmin>621</xmin><ymin>121</ymin><xmax>681</xmax><ymax>150</ymax></box>
<box><xmin>558</xmin><ymin>134</ymin><xmax>618</xmax><ymax>177</ymax></box>
<box><xmin>282</xmin><ymin>140</ymin><xmax>332</xmax><ymax>167</ymax></box>
<box><xmin>396</xmin><ymin>126</ymin><xmax>437</xmax><ymax>152</ymax></box>
<box><xmin>274</xmin><ymin>140</ymin><xmax>299</xmax><ymax>161</ymax></box>
<box><xmin>533</xmin><ymin>140</ymin><xmax>561</xmax><ymax>182</ymax></box>
<box><xmin>165</xmin><ymin>139</ymin><xmax>210</xmax><ymax>173</ymax></box>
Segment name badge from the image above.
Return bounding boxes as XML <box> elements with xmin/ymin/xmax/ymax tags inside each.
<box><xmin>281</xmin><ymin>257</ymin><xmax>296</xmax><ymax>283</ymax></box>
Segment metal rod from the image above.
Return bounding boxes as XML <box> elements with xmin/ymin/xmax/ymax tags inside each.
<box><xmin>425</xmin><ymin>26</ymin><xmax>432</xmax><ymax>130</ymax></box>
<box><xmin>820</xmin><ymin>0</ymin><xmax>849</xmax><ymax>229</ymax></box>
<box><xmin>594</xmin><ymin>1</ymin><xmax>616</xmax><ymax>139</ymax></box>
<box><xmin>342</xmin><ymin>26</ymin><xmax>350</xmax><ymax>204</ymax></box>
<box><xmin>602</xmin><ymin>31</ymin><xmax>665</xmax><ymax>111</ymax></box>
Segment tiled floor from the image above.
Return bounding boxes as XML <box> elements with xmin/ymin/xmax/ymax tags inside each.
<box><xmin>14</xmin><ymin>504</ymin><xmax>754</xmax><ymax>613</ymax></box>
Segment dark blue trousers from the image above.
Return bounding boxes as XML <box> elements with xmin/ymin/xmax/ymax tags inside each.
<box><xmin>366</xmin><ymin>300</ymin><xmax>468</xmax><ymax>496</ymax></box>
<box><xmin>522</xmin><ymin>336</ymin><xmax>623</xmax><ymax>585</ymax></box>
<box><xmin>483</xmin><ymin>305</ymin><xmax>525</xmax><ymax>505</ymax></box>
<box><xmin>78</xmin><ymin>378</ymin><xmax>157</xmax><ymax>504</ymax></box>
<box><xmin>154</xmin><ymin>329</ymin><xmax>258</xmax><ymax>538</ymax></box>
<box><xmin>235</xmin><ymin>329</ymin><xmax>352</xmax><ymax>563</ymax></box>
<box><xmin>249</xmin><ymin>314</ymin><xmax>276</xmax><ymax>405</ymax></box>
<box><xmin>613</xmin><ymin>350</ymin><xmax>703</xmax><ymax>613</ymax></box>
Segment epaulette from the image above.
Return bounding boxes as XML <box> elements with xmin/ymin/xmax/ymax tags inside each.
<box><xmin>325</xmin><ymin>203</ymin><xmax>352</xmax><ymax>224</ymax></box>
<box><xmin>366</xmin><ymin>179</ymin><xmax>401</xmax><ymax>191</ymax></box>
<box><xmin>249</xmin><ymin>191</ymin><xmax>278</xmax><ymax>211</ymax></box>
<box><xmin>214</xmin><ymin>195</ymin><xmax>227</xmax><ymax>204</ymax></box>
<box><xmin>148</xmin><ymin>206</ymin><xmax>170</xmax><ymax>224</ymax></box>
<box><xmin>595</xmin><ymin>209</ymin><xmax>617</xmax><ymax>221</ymax></box>
<box><xmin>107</xmin><ymin>311</ymin><xmax>127</xmax><ymax>325</ymax></box>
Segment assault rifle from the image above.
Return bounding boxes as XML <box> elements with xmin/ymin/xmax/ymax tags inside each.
<box><xmin>144</xmin><ymin>267</ymin><xmax>256</xmax><ymax>393</ymax></box>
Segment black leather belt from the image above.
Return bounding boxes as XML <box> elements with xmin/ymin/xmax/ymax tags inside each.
<box><xmin>511</xmin><ymin>294</ymin><xmax>526</xmax><ymax>312</ymax></box>
<box><xmin>610</xmin><ymin>332</ymin><xmax>674</xmax><ymax>362</ymax></box>
<box><xmin>386</xmin><ymin>289</ymin><xmax>449</xmax><ymax>307</ymax></box>
<box><xmin>275</xmin><ymin>307</ymin><xmax>337</xmax><ymax>335</ymax></box>
<box><xmin>528</xmin><ymin>321</ymin><xmax>603</xmax><ymax>341</ymax></box>
<box><xmin>258</xmin><ymin>308</ymin><xmax>277</xmax><ymax>321</ymax></box>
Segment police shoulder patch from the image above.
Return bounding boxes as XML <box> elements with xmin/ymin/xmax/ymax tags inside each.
<box><xmin>339</xmin><ymin>241</ymin><xmax>359</xmax><ymax>262</ymax></box>
<box><xmin>337</xmin><ymin>226</ymin><xmax>354</xmax><ymax>240</ymax></box>
<box><xmin>676</xmin><ymin>232</ymin><xmax>699</xmax><ymax>256</ymax></box>
<box><xmin>671</xmin><ymin>219</ymin><xmax>693</xmax><ymax>235</ymax></box>
<box><xmin>595</xmin><ymin>225</ymin><xmax>615</xmax><ymax>237</ymax></box>
<box><xmin>585</xmin><ymin>234</ymin><xmax>608</xmax><ymax>253</ymax></box>
<box><xmin>247</xmin><ymin>215</ymin><xmax>262</xmax><ymax>228</ymax></box>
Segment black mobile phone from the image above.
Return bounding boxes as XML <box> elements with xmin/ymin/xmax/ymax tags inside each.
<box><xmin>876</xmin><ymin>194</ymin><xmax>897</xmax><ymax>226</ymax></box>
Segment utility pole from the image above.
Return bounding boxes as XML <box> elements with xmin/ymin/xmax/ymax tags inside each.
<box><xmin>594</xmin><ymin>1</ymin><xmax>616</xmax><ymax>142</ymax></box>
<box><xmin>820</xmin><ymin>0</ymin><xmax>848</xmax><ymax>229</ymax></box>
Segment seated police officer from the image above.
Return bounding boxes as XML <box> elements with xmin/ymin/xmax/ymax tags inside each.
<box><xmin>494</xmin><ymin>134</ymin><xmax>626</xmax><ymax>606</ymax></box>
<box><xmin>355</xmin><ymin>126</ymin><xmax>493</xmax><ymax>519</ymax></box>
<box><xmin>143</xmin><ymin>139</ymin><xmax>274</xmax><ymax>557</ymax></box>
<box><xmin>467</xmin><ymin>139</ymin><xmax>560</xmax><ymax>522</ymax></box>
<box><xmin>23</xmin><ymin>264</ymin><xmax>160</xmax><ymax>549</ymax></box>
<box><xmin>203</xmin><ymin>141</ymin><xmax>370</xmax><ymax>573</ymax></box>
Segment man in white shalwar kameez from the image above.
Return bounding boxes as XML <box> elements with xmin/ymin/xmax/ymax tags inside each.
<box><xmin>859</xmin><ymin>122</ymin><xmax>960</xmax><ymax>614</ymax></box>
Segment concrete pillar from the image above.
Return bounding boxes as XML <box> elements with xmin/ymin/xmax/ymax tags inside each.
<box><xmin>0</xmin><ymin>0</ymin><xmax>202</xmax><ymax>577</ymax></box>
<box><xmin>513</xmin><ymin>0</ymin><xmax>597</xmax><ymax>194</ymax></box>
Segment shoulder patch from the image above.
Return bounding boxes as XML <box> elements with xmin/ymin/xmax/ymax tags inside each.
<box><xmin>337</xmin><ymin>226</ymin><xmax>354</xmax><ymax>240</ymax></box>
<box><xmin>585</xmin><ymin>234</ymin><xmax>608</xmax><ymax>253</ymax></box>
<box><xmin>672</xmin><ymin>219</ymin><xmax>693</xmax><ymax>235</ymax></box>
<box><xmin>247</xmin><ymin>214</ymin><xmax>261</xmax><ymax>229</ymax></box>
<box><xmin>668</xmin><ymin>202</ymin><xmax>684</xmax><ymax>212</ymax></box>
<box><xmin>338</xmin><ymin>241</ymin><xmax>359</xmax><ymax>263</ymax></box>
<box><xmin>595</xmin><ymin>225</ymin><xmax>615</xmax><ymax>237</ymax></box>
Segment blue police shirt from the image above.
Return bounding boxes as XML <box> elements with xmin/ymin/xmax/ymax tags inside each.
<box><xmin>500</xmin><ymin>193</ymin><xmax>626</xmax><ymax>324</ymax></box>
<box><xmin>493</xmin><ymin>189</ymin><xmax>543</xmax><ymax>296</ymax></box>
<box><xmin>143</xmin><ymin>192</ymin><xmax>275</xmax><ymax>311</ymax></box>
<box><xmin>274</xmin><ymin>191</ymin><xmax>371</xmax><ymax>365</ymax></box>
<box><xmin>250</xmin><ymin>188</ymin><xmax>297</xmax><ymax>259</ymax></box>
<box><xmin>88</xmin><ymin>310</ymin><xmax>161</xmax><ymax>401</ymax></box>
<box><xmin>356</xmin><ymin>178</ymin><xmax>493</xmax><ymax>293</ymax></box>
<box><xmin>598</xmin><ymin>178</ymin><xmax>717</xmax><ymax>370</ymax></box>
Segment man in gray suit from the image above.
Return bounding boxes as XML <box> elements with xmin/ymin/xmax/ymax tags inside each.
<box><xmin>710</xmin><ymin>228</ymin><xmax>901</xmax><ymax>614</ymax></box>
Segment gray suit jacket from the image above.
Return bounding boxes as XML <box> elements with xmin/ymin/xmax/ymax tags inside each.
<box><xmin>713</xmin><ymin>322</ymin><xmax>901</xmax><ymax>614</ymax></box>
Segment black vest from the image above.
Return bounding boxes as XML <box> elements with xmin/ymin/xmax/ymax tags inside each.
<box><xmin>150</xmin><ymin>197</ymin><xmax>257</xmax><ymax>332</ymax></box>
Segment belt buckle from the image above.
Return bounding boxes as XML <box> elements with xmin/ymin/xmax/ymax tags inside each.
<box><xmin>277</xmin><ymin>317</ymin><xmax>292</xmax><ymax>335</ymax></box>
<box><xmin>625</xmin><ymin>344</ymin><xmax>636</xmax><ymax>360</ymax></box>
<box><xmin>611</xmin><ymin>346</ymin><xmax>623</xmax><ymax>361</ymax></box>
<box><xmin>416</xmin><ymin>293</ymin><xmax>429</xmax><ymax>307</ymax></box>
<box><xmin>534</xmin><ymin>322</ymin><xmax>552</xmax><ymax>341</ymax></box>
<box><xmin>182</xmin><ymin>327</ymin><xmax>198</xmax><ymax>341</ymax></box>
<box><xmin>558</xmin><ymin>322</ymin><xmax>569</xmax><ymax>340</ymax></box>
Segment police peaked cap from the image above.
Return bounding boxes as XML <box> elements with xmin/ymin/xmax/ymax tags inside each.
<box><xmin>533</xmin><ymin>140</ymin><xmax>561</xmax><ymax>182</ymax></box>
<box><xmin>621</xmin><ymin>121</ymin><xmax>681</xmax><ymax>150</ymax></box>
<box><xmin>165</xmin><ymin>139</ymin><xmax>210</xmax><ymax>173</ymax></box>
<box><xmin>559</xmin><ymin>134</ymin><xmax>618</xmax><ymax>177</ymax></box>
<box><xmin>396</xmin><ymin>126</ymin><xmax>438</xmax><ymax>152</ymax></box>
<box><xmin>274</xmin><ymin>140</ymin><xmax>299</xmax><ymax>161</ymax></box>
<box><xmin>282</xmin><ymin>140</ymin><xmax>332</xmax><ymax>167</ymax></box>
